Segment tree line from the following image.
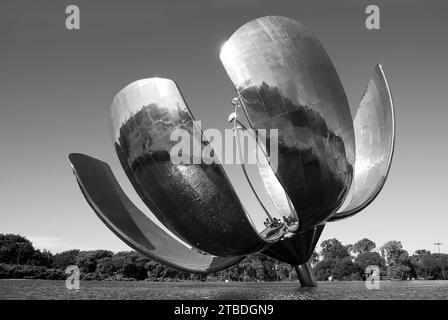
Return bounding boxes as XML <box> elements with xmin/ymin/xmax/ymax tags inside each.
<box><xmin>313</xmin><ymin>238</ymin><xmax>447</xmax><ymax>281</ymax></box>
<box><xmin>0</xmin><ymin>234</ymin><xmax>446</xmax><ymax>281</ymax></box>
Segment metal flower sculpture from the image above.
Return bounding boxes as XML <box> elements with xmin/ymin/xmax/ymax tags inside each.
<box><xmin>69</xmin><ymin>16</ymin><xmax>395</xmax><ymax>287</ymax></box>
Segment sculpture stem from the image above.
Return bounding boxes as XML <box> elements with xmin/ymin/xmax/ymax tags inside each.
<box><xmin>294</xmin><ymin>260</ymin><xmax>317</xmax><ymax>287</ymax></box>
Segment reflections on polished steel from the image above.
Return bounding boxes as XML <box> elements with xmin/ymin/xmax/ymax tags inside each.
<box><xmin>330</xmin><ymin>64</ymin><xmax>395</xmax><ymax>221</ymax></box>
<box><xmin>110</xmin><ymin>78</ymin><xmax>288</xmax><ymax>257</ymax></box>
<box><xmin>68</xmin><ymin>15</ymin><xmax>396</xmax><ymax>288</ymax></box>
<box><xmin>220</xmin><ymin>16</ymin><xmax>355</xmax><ymax>232</ymax></box>
<box><xmin>68</xmin><ymin>153</ymin><xmax>243</xmax><ymax>273</ymax></box>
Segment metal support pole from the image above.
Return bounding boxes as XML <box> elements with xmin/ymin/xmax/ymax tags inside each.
<box><xmin>294</xmin><ymin>260</ymin><xmax>318</xmax><ymax>287</ymax></box>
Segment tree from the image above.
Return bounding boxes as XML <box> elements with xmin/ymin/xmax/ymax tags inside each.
<box><xmin>415</xmin><ymin>249</ymin><xmax>431</xmax><ymax>256</ymax></box>
<box><xmin>0</xmin><ymin>234</ymin><xmax>36</xmax><ymax>265</ymax></box>
<box><xmin>354</xmin><ymin>252</ymin><xmax>385</xmax><ymax>276</ymax></box>
<box><xmin>110</xmin><ymin>251</ymin><xmax>149</xmax><ymax>280</ymax></box>
<box><xmin>344</xmin><ymin>244</ymin><xmax>353</xmax><ymax>254</ymax></box>
<box><xmin>96</xmin><ymin>257</ymin><xmax>115</xmax><ymax>276</ymax></box>
<box><xmin>314</xmin><ymin>258</ymin><xmax>335</xmax><ymax>281</ymax></box>
<box><xmin>381</xmin><ymin>241</ymin><xmax>409</xmax><ymax>266</ymax></box>
<box><xmin>30</xmin><ymin>249</ymin><xmax>54</xmax><ymax>267</ymax></box>
<box><xmin>381</xmin><ymin>241</ymin><xmax>413</xmax><ymax>279</ymax></box>
<box><xmin>411</xmin><ymin>253</ymin><xmax>448</xmax><ymax>280</ymax></box>
<box><xmin>76</xmin><ymin>250</ymin><xmax>113</xmax><ymax>274</ymax></box>
<box><xmin>426</xmin><ymin>254</ymin><xmax>448</xmax><ymax>280</ymax></box>
<box><xmin>352</xmin><ymin>238</ymin><xmax>376</xmax><ymax>255</ymax></box>
<box><xmin>314</xmin><ymin>256</ymin><xmax>361</xmax><ymax>281</ymax></box>
<box><xmin>53</xmin><ymin>250</ymin><xmax>80</xmax><ymax>269</ymax></box>
<box><xmin>314</xmin><ymin>239</ymin><xmax>360</xmax><ymax>281</ymax></box>
<box><xmin>389</xmin><ymin>264</ymin><xmax>411</xmax><ymax>280</ymax></box>
<box><xmin>320</xmin><ymin>238</ymin><xmax>350</xmax><ymax>260</ymax></box>
<box><xmin>331</xmin><ymin>256</ymin><xmax>361</xmax><ymax>280</ymax></box>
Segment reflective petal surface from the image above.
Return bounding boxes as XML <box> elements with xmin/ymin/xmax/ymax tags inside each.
<box><xmin>330</xmin><ymin>64</ymin><xmax>395</xmax><ymax>221</ymax></box>
<box><xmin>220</xmin><ymin>16</ymin><xmax>355</xmax><ymax>231</ymax></box>
<box><xmin>68</xmin><ymin>153</ymin><xmax>243</xmax><ymax>273</ymax></box>
<box><xmin>110</xmin><ymin>78</ymin><xmax>271</xmax><ymax>257</ymax></box>
<box><xmin>231</xmin><ymin>118</ymin><xmax>300</xmax><ymax>234</ymax></box>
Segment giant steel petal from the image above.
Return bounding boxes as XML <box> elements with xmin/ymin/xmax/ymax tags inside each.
<box><xmin>220</xmin><ymin>16</ymin><xmax>355</xmax><ymax>232</ymax></box>
<box><xmin>230</xmin><ymin>121</ymin><xmax>300</xmax><ymax>234</ymax></box>
<box><xmin>110</xmin><ymin>78</ymin><xmax>279</xmax><ymax>257</ymax></box>
<box><xmin>68</xmin><ymin>153</ymin><xmax>243</xmax><ymax>273</ymax></box>
<box><xmin>329</xmin><ymin>64</ymin><xmax>395</xmax><ymax>221</ymax></box>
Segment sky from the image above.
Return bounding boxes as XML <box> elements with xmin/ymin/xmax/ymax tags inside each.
<box><xmin>0</xmin><ymin>0</ymin><xmax>447</xmax><ymax>255</ymax></box>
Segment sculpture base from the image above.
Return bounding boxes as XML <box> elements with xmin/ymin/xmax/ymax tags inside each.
<box><xmin>294</xmin><ymin>261</ymin><xmax>317</xmax><ymax>287</ymax></box>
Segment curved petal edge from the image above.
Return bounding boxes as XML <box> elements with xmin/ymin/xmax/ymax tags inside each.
<box><xmin>329</xmin><ymin>64</ymin><xmax>395</xmax><ymax>221</ymax></box>
<box><xmin>220</xmin><ymin>15</ymin><xmax>355</xmax><ymax>232</ymax></box>
<box><xmin>110</xmin><ymin>77</ymin><xmax>276</xmax><ymax>256</ymax></box>
<box><xmin>68</xmin><ymin>153</ymin><xmax>243</xmax><ymax>273</ymax></box>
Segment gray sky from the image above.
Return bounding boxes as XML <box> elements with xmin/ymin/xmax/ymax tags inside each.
<box><xmin>1</xmin><ymin>0</ymin><xmax>447</xmax><ymax>255</ymax></box>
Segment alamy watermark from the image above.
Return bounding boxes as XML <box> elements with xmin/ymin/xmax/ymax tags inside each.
<box><xmin>65</xmin><ymin>4</ymin><xmax>380</xmax><ymax>31</ymax></box>
<box><xmin>65</xmin><ymin>5</ymin><xmax>80</xmax><ymax>30</ymax></box>
<box><xmin>169</xmin><ymin>121</ymin><xmax>279</xmax><ymax>173</ymax></box>
<box><xmin>365</xmin><ymin>5</ymin><xmax>380</xmax><ymax>30</ymax></box>
<box><xmin>65</xmin><ymin>265</ymin><xmax>80</xmax><ymax>290</ymax></box>
<box><xmin>365</xmin><ymin>265</ymin><xmax>380</xmax><ymax>290</ymax></box>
